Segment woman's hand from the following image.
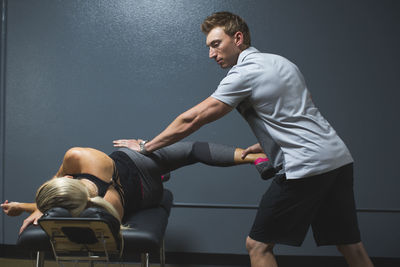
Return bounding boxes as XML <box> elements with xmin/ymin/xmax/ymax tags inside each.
<box><xmin>2</xmin><ymin>201</ymin><xmax>43</xmax><ymax>234</ymax></box>
<box><xmin>241</xmin><ymin>143</ymin><xmax>264</xmax><ymax>159</ymax></box>
<box><xmin>19</xmin><ymin>209</ymin><xmax>43</xmax><ymax>234</ymax></box>
<box><xmin>113</xmin><ymin>139</ymin><xmax>144</xmax><ymax>152</ymax></box>
<box><xmin>1</xmin><ymin>200</ymin><xmax>23</xmax><ymax>216</ymax></box>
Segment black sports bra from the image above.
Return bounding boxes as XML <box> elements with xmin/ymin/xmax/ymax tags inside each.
<box><xmin>72</xmin><ymin>173</ymin><xmax>112</xmax><ymax>197</ymax></box>
<box><xmin>71</xmin><ymin>151</ymin><xmax>143</xmax><ymax>219</ymax></box>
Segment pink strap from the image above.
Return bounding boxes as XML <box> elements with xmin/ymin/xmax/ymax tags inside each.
<box><xmin>254</xmin><ymin>157</ymin><xmax>269</xmax><ymax>165</ymax></box>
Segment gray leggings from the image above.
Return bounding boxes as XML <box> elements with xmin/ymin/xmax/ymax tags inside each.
<box><xmin>117</xmin><ymin>141</ymin><xmax>236</xmax><ymax>207</ymax></box>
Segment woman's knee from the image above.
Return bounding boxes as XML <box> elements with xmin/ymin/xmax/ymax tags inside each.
<box><xmin>246</xmin><ymin>236</ymin><xmax>274</xmax><ymax>255</ymax></box>
<box><xmin>191</xmin><ymin>142</ymin><xmax>210</xmax><ymax>162</ymax></box>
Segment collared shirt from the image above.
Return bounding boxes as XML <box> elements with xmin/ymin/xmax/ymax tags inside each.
<box><xmin>211</xmin><ymin>47</ymin><xmax>353</xmax><ymax>179</ymax></box>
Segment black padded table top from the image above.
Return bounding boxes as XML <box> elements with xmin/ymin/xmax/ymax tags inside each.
<box><xmin>17</xmin><ymin>189</ymin><xmax>173</xmax><ymax>256</ymax></box>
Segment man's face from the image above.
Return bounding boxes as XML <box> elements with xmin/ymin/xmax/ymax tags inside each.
<box><xmin>206</xmin><ymin>27</ymin><xmax>241</xmax><ymax>69</ymax></box>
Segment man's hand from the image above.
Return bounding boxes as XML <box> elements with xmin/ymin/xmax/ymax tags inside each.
<box><xmin>19</xmin><ymin>209</ymin><xmax>43</xmax><ymax>234</ymax></box>
<box><xmin>113</xmin><ymin>139</ymin><xmax>145</xmax><ymax>152</ymax></box>
<box><xmin>241</xmin><ymin>143</ymin><xmax>264</xmax><ymax>159</ymax></box>
<box><xmin>1</xmin><ymin>200</ymin><xmax>23</xmax><ymax>216</ymax></box>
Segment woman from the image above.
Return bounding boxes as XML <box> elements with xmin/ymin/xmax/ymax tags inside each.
<box><xmin>2</xmin><ymin>140</ymin><xmax>273</xmax><ymax>233</ymax></box>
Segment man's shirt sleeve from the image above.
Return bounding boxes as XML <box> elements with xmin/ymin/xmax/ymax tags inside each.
<box><xmin>211</xmin><ymin>67</ymin><xmax>252</xmax><ymax>108</ymax></box>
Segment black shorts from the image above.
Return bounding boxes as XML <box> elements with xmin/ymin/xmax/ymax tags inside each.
<box><xmin>249</xmin><ymin>163</ymin><xmax>361</xmax><ymax>246</ymax></box>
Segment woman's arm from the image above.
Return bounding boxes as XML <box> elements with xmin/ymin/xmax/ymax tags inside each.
<box><xmin>19</xmin><ymin>209</ymin><xmax>43</xmax><ymax>234</ymax></box>
<box><xmin>1</xmin><ymin>200</ymin><xmax>42</xmax><ymax>234</ymax></box>
<box><xmin>54</xmin><ymin>147</ymin><xmax>114</xmax><ymax>182</ymax></box>
<box><xmin>53</xmin><ymin>148</ymin><xmax>85</xmax><ymax>177</ymax></box>
<box><xmin>1</xmin><ymin>200</ymin><xmax>37</xmax><ymax>216</ymax></box>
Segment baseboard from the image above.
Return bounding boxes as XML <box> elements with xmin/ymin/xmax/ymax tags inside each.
<box><xmin>1</xmin><ymin>244</ymin><xmax>399</xmax><ymax>267</ymax></box>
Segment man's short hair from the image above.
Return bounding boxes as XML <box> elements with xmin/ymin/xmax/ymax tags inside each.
<box><xmin>201</xmin><ymin>11</ymin><xmax>251</xmax><ymax>47</ymax></box>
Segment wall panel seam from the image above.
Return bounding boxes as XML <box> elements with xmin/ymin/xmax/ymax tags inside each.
<box><xmin>0</xmin><ymin>0</ymin><xmax>7</xmax><ymax>245</ymax></box>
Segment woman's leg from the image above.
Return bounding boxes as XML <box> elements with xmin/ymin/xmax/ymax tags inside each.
<box><xmin>122</xmin><ymin>141</ymin><xmax>267</xmax><ymax>178</ymax></box>
<box><xmin>118</xmin><ymin>142</ymin><xmax>270</xmax><ymax>208</ymax></box>
<box><xmin>117</xmin><ymin>141</ymin><xmax>248</xmax><ymax>208</ymax></box>
<box><xmin>151</xmin><ymin>141</ymin><xmax>267</xmax><ymax>173</ymax></box>
<box><xmin>189</xmin><ymin>143</ymin><xmax>275</xmax><ymax>180</ymax></box>
<box><xmin>234</xmin><ymin>148</ymin><xmax>268</xmax><ymax>164</ymax></box>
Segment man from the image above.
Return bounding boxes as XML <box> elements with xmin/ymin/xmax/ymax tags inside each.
<box><xmin>114</xmin><ymin>12</ymin><xmax>373</xmax><ymax>267</ymax></box>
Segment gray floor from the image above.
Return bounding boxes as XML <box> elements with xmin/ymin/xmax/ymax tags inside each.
<box><xmin>0</xmin><ymin>258</ymin><xmax>245</xmax><ymax>267</ymax></box>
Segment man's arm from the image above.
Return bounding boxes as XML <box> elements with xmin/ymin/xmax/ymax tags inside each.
<box><xmin>146</xmin><ymin>97</ymin><xmax>233</xmax><ymax>152</ymax></box>
<box><xmin>114</xmin><ymin>97</ymin><xmax>233</xmax><ymax>152</ymax></box>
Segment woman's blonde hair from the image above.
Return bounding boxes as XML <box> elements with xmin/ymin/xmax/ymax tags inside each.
<box><xmin>35</xmin><ymin>177</ymin><xmax>121</xmax><ymax>222</ymax></box>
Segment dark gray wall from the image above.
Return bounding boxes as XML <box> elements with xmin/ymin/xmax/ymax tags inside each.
<box><xmin>1</xmin><ymin>0</ymin><xmax>399</xmax><ymax>257</ymax></box>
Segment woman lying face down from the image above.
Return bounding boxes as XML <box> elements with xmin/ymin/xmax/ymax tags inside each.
<box><xmin>35</xmin><ymin>177</ymin><xmax>121</xmax><ymax>222</ymax></box>
<box><xmin>2</xmin><ymin>141</ymin><xmax>275</xmax><ymax>234</ymax></box>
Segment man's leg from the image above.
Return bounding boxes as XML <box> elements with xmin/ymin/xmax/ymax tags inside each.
<box><xmin>246</xmin><ymin>236</ymin><xmax>277</xmax><ymax>267</ymax></box>
<box><xmin>246</xmin><ymin>174</ymin><xmax>328</xmax><ymax>267</ymax></box>
<box><xmin>310</xmin><ymin>164</ymin><xmax>373</xmax><ymax>267</ymax></box>
<box><xmin>337</xmin><ymin>242</ymin><xmax>374</xmax><ymax>267</ymax></box>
